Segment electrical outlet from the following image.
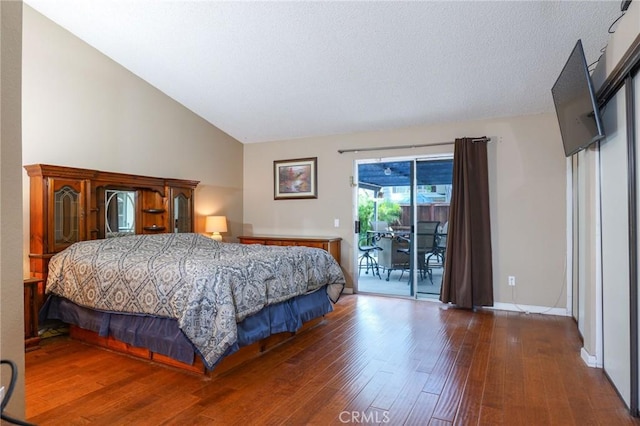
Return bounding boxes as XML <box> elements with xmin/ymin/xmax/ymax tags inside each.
<box><xmin>334</xmin><ymin>218</ymin><xmax>340</xmax><ymax>228</ymax></box>
<box><xmin>508</xmin><ymin>276</ymin><xmax>516</xmax><ymax>287</ymax></box>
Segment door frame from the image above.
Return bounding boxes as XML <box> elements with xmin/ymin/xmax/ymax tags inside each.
<box><xmin>352</xmin><ymin>153</ymin><xmax>454</xmax><ymax>298</ymax></box>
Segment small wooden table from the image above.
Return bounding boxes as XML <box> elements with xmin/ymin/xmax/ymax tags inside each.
<box><xmin>24</xmin><ymin>277</ymin><xmax>45</xmax><ymax>351</ymax></box>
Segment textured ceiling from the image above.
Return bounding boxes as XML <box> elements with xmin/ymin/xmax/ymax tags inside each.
<box><xmin>25</xmin><ymin>1</ymin><xmax>622</xmax><ymax>144</ymax></box>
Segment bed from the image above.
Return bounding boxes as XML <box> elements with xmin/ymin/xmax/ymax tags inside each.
<box><xmin>39</xmin><ymin>232</ymin><xmax>345</xmax><ymax>372</ymax></box>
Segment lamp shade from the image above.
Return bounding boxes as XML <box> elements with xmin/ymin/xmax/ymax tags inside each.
<box><xmin>205</xmin><ymin>216</ymin><xmax>227</xmax><ymax>233</ymax></box>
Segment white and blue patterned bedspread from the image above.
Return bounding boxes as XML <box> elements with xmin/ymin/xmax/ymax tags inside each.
<box><xmin>45</xmin><ymin>233</ymin><xmax>345</xmax><ymax>367</ymax></box>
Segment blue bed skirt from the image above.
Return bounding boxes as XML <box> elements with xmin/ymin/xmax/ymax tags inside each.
<box><xmin>40</xmin><ymin>287</ymin><xmax>333</xmax><ymax>368</ymax></box>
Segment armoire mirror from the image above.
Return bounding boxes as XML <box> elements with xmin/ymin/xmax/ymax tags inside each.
<box><xmin>105</xmin><ymin>189</ymin><xmax>136</xmax><ymax>237</ymax></box>
<box><xmin>173</xmin><ymin>193</ymin><xmax>191</xmax><ymax>233</ymax></box>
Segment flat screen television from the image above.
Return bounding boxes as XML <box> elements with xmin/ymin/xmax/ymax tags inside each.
<box><xmin>551</xmin><ymin>39</ymin><xmax>606</xmax><ymax>157</ymax></box>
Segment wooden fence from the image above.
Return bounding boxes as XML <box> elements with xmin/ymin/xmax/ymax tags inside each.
<box><xmin>398</xmin><ymin>203</ymin><xmax>449</xmax><ymax>226</ymax></box>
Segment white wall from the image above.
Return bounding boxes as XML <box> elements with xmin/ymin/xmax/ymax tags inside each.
<box><xmin>574</xmin><ymin>145</ymin><xmax>601</xmax><ymax>361</ymax></box>
<box><xmin>244</xmin><ymin>113</ymin><xmax>568</xmax><ymax>309</ymax></box>
<box><xmin>600</xmin><ymin>87</ymin><xmax>631</xmax><ymax>405</ymax></box>
<box><xmin>0</xmin><ymin>0</ymin><xmax>25</xmax><ymax>417</ymax></box>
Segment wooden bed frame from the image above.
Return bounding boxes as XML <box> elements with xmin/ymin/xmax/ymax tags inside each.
<box><xmin>69</xmin><ymin>316</ymin><xmax>326</xmax><ymax>378</ymax></box>
<box><xmin>26</xmin><ymin>164</ymin><xmax>339</xmax><ymax>377</ymax></box>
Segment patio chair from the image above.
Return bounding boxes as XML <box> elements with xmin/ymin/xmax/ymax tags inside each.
<box><xmin>358</xmin><ymin>235</ymin><xmax>382</xmax><ymax>279</ymax></box>
<box><xmin>397</xmin><ymin>220</ymin><xmax>440</xmax><ymax>283</ymax></box>
<box><xmin>426</xmin><ymin>221</ymin><xmax>447</xmax><ymax>268</ymax></box>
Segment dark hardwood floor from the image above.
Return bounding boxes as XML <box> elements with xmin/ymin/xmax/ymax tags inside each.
<box><xmin>25</xmin><ymin>294</ymin><xmax>640</xmax><ymax>425</ymax></box>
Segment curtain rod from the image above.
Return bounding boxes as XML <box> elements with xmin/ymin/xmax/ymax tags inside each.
<box><xmin>337</xmin><ymin>136</ymin><xmax>491</xmax><ymax>154</ymax></box>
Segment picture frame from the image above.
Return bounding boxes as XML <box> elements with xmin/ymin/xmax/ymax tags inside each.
<box><xmin>274</xmin><ymin>157</ymin><xmax>318</xmax><ymax>200</ymax></box>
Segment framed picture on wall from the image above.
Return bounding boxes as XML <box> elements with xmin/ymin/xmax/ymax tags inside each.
<box><xmin>274</xmin><ymin>157</ymin><xmax>317</xmax><ymax>200</ymax></box>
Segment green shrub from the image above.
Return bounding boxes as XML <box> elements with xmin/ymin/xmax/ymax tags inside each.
<box><xmin>378</xmin><ymin>199</ymin><xmax>401</xmax><ymax>226</ymax></box>
<box><xmin>358</xmin><ymin>194</ymin><xmax>374</xmax><ymax>237</ymax></box>
<box><xmin>358</xmin><ymin>194</ymin><xmax>402</xmax><ymax>238</ymax></box>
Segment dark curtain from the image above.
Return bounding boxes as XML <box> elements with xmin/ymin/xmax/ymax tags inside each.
<box><xmin>439</xmin><ymin>137</ymin><xmax>493</xmax><ymax>309</ymax></box>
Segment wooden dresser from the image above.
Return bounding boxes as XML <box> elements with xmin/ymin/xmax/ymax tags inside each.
<box><xmin>238</xmin><ymin>235</ymin><xmax>342</xmax><ymax>265</ymax></box>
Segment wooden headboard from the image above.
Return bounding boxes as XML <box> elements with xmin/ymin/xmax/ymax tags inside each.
<box><xmin>25</xmin><ymin>164</ymin><xmax>199</xmax><ymax>282</ymax></box>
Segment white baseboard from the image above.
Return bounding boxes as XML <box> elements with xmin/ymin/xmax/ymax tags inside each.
<box><xmin>489</xmin><ymin>302</ymin><xmax>569</xmax><ymax>317</ymax></box>
<box><xmin>580</xmin><ymin>347</ymin><xmax>602</xmax><ymax>368</ymax></box>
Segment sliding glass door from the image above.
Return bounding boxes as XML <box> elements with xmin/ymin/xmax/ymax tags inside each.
<box><xmin>355</xmin><ymin>155</ymin><xmax>453</xmax><ymax>299</ymax></box>
<box><xmin>414</xmin><ymin>158</ymin><xmax>452</xmax><ymax>299</ymax></box>
<box><xmin>356</xmin><ymin>159</ymin><xmax>415</xmax><ymax>297</ymax></box>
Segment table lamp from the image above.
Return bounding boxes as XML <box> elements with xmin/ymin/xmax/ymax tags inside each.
<box><xmin>205</xmin><ymin>215</ymin><xmax>227</xmax><ymax>241</ymax></box>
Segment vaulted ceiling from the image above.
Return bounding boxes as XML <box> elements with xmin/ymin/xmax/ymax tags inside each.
<box><xmin>25</xmin><ymin>1</ymin><xmax>622</xmax><ymax>144</ymax></box>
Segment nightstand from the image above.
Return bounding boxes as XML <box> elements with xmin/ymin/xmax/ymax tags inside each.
<box><xmin>24</xmin><ymin>277</ymin><xmax>44</xmax><ymax>351</ymax></box>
